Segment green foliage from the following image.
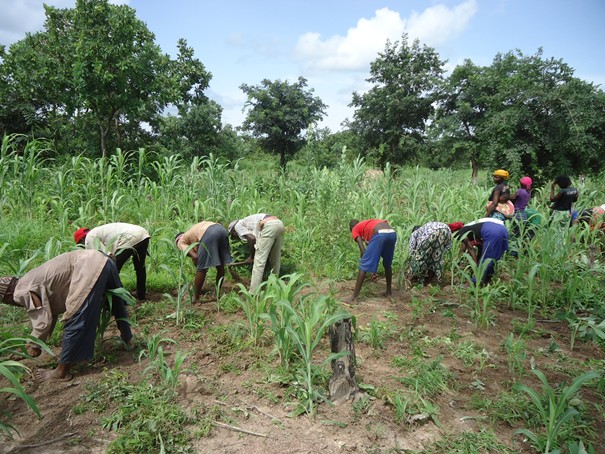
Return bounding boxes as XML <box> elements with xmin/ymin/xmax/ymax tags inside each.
<box><xmin>569</xmin><ymin>316</ymin><xmax>605</xmax><ymax>351</ymax></box>
<box><xmin>0</xmin><ymin>1</ymin><xmax>214</xmax><ymax>157</ymax></box>
<box><xmin>0</xmin><ymin>333</ymin><xmax>52</xmax><ymax>438</ymax></box>
<box><xmin>432</xmin><ymin>49</ymin><xmax>605</xmax><ymax>179</ymax></box>
<box><xmin>392</xmin><ymin>355</ymin><xmax>451</xmax><ymax>397</ymax></box>
<box><xmin>513</xmin><ymin>369</ymin><xmax>600</xmax><ymax>453</ymax></box>
<box><xmin>504</xmin><ymin>332</ymin><xmax>527</xmax><ymax>378</ymax></box>
<box><xmin>240</xmin><ymin>77</ymin><xmax>327</xmax><ymax>168</ymax></box>
<box><xmin>78</xmin><ymin>370</ymin><xmax>194</xmax><ymax>453</ymax></box>
<box><xmin>358</xmin><ymin>315</ymin><xmax>396</xmax><ymax>350</ymax></box>
<box><xmin>422</xmin><ymin>429</ymin><xmax>515</xmax><ymax>454</ymax></box>
<box><xmin>275</xmin><ymin>285</ymin><xmax>350</xmax><ymax>415</ymax></box>
<box><xmin>349</xmin><ymin>33</ymin><xmax>445</xmax><ymax>168</ymax></box>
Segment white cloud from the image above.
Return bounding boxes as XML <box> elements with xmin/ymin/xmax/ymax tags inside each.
<box><xmin>406</xmin><ymin>0</ymin><xmax>478</xmax><ymax>46</ymax></box>
<box><xmin>294</xmin><ymin>0</ymin><xmax>478</xmax><ymax>72</ymax></box>
<box><xmin>295</xmin><ymin>7</ymin><xmax>404</xmax><ymax>72</ymax></box>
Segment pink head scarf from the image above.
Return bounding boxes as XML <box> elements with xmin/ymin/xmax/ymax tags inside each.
<box><xmin>520</xmin><ymin>176</ymin><xmax>532</xmax><ymax>190</ymax></box>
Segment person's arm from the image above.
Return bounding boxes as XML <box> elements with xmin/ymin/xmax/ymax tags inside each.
<box><xmin>242</xmin><ymin>233</ymin><xmax>256</xmax><ymax>263</ymax></box>
<box><xmin>462</xmin><ymin>238</ymin><xmax>478</xmax><ymax>265</ymax></box>
<box><xmin>549</xmin><ymin>182</ymin><xmax>561</xmax><ymax>202</ymax></box>
<box><xmin>355</xmin><ymin>236</ymin><xmax>366</xmax><ymax>257</ymax></box>
<box><xmin>26</xmin><ymin>292</ymin><xmax>56</xmax><ymax>356</ymax></box>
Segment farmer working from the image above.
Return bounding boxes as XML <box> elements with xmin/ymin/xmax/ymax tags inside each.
<box><xmin>74</xmin><ymin>223</ymin><xmax>150</xmax><ymax>300</ymax></box>
<box><xmin>175</xmin><ymin>221</ymin><xmax>232</xmax><ymax>303</ymax></box>
<box><xmin>455</xmin><ymin>217</ymin><xmax>509</xmax><ymax>285</ymax></box>
<box><xmin>348</xmin><ymin>219</ymin><xmax>397</xmax><ymax>302</ymax></box>
<box><xmin>0</xmin><ymin>250</ymin><xmax>132</xmax><ymax>381</ymax></box>
<box><xmin>228</xmin><ymin>213</ymin><xmax>285</xmax><ymax>292</ymax></box>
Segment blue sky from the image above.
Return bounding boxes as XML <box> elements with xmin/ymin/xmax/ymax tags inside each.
<box><xmin>1</xmin><ymin>0</ymin><xmax>603</xmax><ymax>131</ymax></box>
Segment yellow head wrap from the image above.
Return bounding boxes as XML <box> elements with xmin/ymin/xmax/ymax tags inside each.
<box><xmin>493</xmin><ymin>169</ymin><xmax>510</xmax><ymax>180</ymax></box>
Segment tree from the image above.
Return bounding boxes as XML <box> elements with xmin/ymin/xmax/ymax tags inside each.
<box><xmin>349</xmin><ymin>34</ymin><xmax>445</xmax><ymax>169</ymax></box>
<box><xmin>432</xmin><ymin>49</ymin><xmax>605</xmax><ymax>181</ymax></box>
<box><xmin>0</xmin><ymin>0</ymin><xmax>217</xmax><ymax>158</ymax></box>
<box><xmin>240</xmin><ymin>77</ymin><xmax>327</xmax><ymax>169</ymax></box>
<box><xmin>430</xmin><ymin>59</ymin><xmax>491</xmax><ymax>183</ymax></box>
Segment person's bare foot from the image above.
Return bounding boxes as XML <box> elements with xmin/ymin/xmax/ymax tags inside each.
<box><xmin>34</xmin><ymin>368</ymin><xmax>74</xmax><ymax>382</ymax></box>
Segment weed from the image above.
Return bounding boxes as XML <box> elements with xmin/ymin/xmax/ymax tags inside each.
<box><xmin>358</xmin><ymin>316</ymin><xmax>395</xmax><ymax>350</ymax></box>
<box><xmin>513</xmin><ymin>369</ymin><xmax>600</xmax><ymax>453</ymax></box>
<box><xmin>453</xmin><ymin>339</ymin><xmax>491</xmax><ymax>370</ymax></box>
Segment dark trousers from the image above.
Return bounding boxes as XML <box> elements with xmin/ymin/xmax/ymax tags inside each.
<box><xmin>60</xmin><ymin>259</ymin><xmax>132</xmax><ymax>364</ymax></box>
<box><xmin>115</xmin><ymin>237</ymin><xmax>149</xmax><ymax>299</ymax></box>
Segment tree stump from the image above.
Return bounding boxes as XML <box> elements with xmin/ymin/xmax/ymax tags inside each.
<box><xmin>328</xmin><ymin>318</ymin><xmax>363</xmax><ymax>404</ymax></box>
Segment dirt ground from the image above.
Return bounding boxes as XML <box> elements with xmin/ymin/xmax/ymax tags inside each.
<box><xmin>2</xmin><ymin>277</ymin><xmax>604</xmax><ymax>454</ymax></box>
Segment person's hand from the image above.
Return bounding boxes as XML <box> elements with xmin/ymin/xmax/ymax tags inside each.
<box><xmin>245</xmin><ymin>256</ymin><xmax>254</xmax><ymax>264</ymax></box>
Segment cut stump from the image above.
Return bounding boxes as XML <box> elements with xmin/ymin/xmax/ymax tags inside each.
<box><xmin>329</xmin><ymin>318</ymin><xmax>364</xmax><ymax>405</ymax></box>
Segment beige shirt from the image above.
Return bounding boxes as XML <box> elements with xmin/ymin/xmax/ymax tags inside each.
<box><xmin>177</xmin><ymin>221</ymin><xmax>216</xmax><ymax>252</ymax></box>
<box><xmin>85</xmin><ymin>222</ymin><xmax>150</xmax><ymax>255</ymax></box>
<box><xmin>13</xmin><ymin>250</ymin><xmax>110</xmax><ymax>341</ymax></box>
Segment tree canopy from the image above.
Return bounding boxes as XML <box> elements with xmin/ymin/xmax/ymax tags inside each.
<box><xmin>349</xmin><ymin>34</ymin><xmax>445</xmax><ymax>170</ymax></box>
<box><xmin>240</xmin><ymin>77</ymin><xmax>327</xmax><ymax>168</ymax></box>
<box><xmin>0</xmin><ymin>0</ymin><xmax>218</xmax><ymax>158</ymax></box>
<box><xmin>430</xmin><ymin>49</ymin><xmax>605</xmax><ymax>181</ymax></box>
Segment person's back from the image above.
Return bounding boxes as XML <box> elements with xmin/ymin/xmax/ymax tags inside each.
<box><xmin>551</xmin><ymin>187</ymin><xmax>578</xmax><ymax>211</ymax></box>
<box><xmin>513</xmin><ymin>188</ymin><xmax>530</xmax><ymax>211</ymax></box>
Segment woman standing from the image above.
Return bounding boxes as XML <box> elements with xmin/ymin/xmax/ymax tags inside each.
<box><xmin>549</xmin><ymin>175</ymin><xmax>579</xmax><ymax>226</ymax></box>
<box><xmin>486</xmin><ymin>169</ymin><xmax>512</xmax><ymax>220</ymax></box>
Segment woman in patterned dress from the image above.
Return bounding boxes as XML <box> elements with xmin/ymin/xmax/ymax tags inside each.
<box><xmin>408</xmin><ymin>222</ymin><xmax>453</xmax><ymax>285</ymax></box>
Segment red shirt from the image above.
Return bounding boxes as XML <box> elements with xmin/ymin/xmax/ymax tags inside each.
<box><xmin>352</xmin><ymin>219</ymin><xmax>385</xmax><ymax>242</ymax></box>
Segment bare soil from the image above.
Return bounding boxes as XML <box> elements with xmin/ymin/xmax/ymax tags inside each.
<box><xmin>2</xmin><ymin>277</ymin><xmax>604</xmax><ymax>453</ymax></box>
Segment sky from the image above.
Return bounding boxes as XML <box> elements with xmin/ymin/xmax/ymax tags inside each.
<box><xmin>1</xmin><ymin>0</ymin><xmax>604</xmax><ymax>132</ymax></box>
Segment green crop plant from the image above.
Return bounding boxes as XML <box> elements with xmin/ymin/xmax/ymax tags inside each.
<box><xmin>513</xmin><ymin>369</ymin><xmax>600</xmax><ymax>453</ymax></box>
<box><xmin>276</xmin><ymin>293</ymin><xmax>350</xmax><ymax>415</ymax></box>
<box><xmin>235</xmin><ymin>282</ymin><xmax>271</xmax><ymax>346</ymax></box>
<box><xmin>139</xmin><ymin>332</ymin><xmax>188</xmax><ymax>389</ymax></box>
<box><xmin>504</xmin><ymin>332</ymin><xmax>527</xmax><ymax>378</ymax></box>
<box><xmin>0</xmin><ymin>332</ymin><xmax>52</xmax><ymax>438</ymax></box>
<box><xmin>95</xmin><ymin>287</ymin><xmax>135</xmax><ymax>356</ymax></box>
<box><xmin>160</xmin><ymin>238</ymin><xmax>198</xmax><ymax>325</ymax></box>
<box><xmin>569</xmin><ymin>316</ymin><xmax>605</xmax><ymax>351</ymax></box>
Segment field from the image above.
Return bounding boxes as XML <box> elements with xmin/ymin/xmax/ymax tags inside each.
<box><xmin>1</xmin><ymin>138</ymin><xmax>605</xmax><ymax>453</ymax></box>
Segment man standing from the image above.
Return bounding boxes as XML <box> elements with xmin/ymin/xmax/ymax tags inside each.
<box><xmin>175</xmin><ymin>221</ymin><xmax>232</xmax><ymax>303</ymax></box>
<box><xmin>228</xmin><ymin>214</ymin><xmax>285</xmax><ymax>291</ymax></box>
<box><xmin>74</xmin><ymin>223</ymin><xmax>150</xmax><ymax>300</ymax></box>
<box><xmin>348</xmin><ymin>219</ymin><xmax>397</xmax><ymax>302</ymax></box>
<box><xmin>0</xmin><ymin>250</ymin><xmax>132</xmax><ymax>381</ymax></box>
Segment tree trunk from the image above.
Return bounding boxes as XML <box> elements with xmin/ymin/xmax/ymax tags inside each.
<box><xmin>328</xmin><ymin>318</ymin><xmax>363</xmax><ymax>404</ymax></box>
<box><xmin>471</xmin><ymin>158</ymin><xmax>479</xmax><ymax>185</ymax></box>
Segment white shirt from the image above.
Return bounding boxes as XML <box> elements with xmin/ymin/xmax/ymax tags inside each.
<box><xmin>232</xmin><ymin>213</ymin><xmax>266</xmax><ymax>241</ymax></box>
<box><xmin>85</xmin><ymin>223</ymin><xmax>149</xmax><ymax>255</ymax></box>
